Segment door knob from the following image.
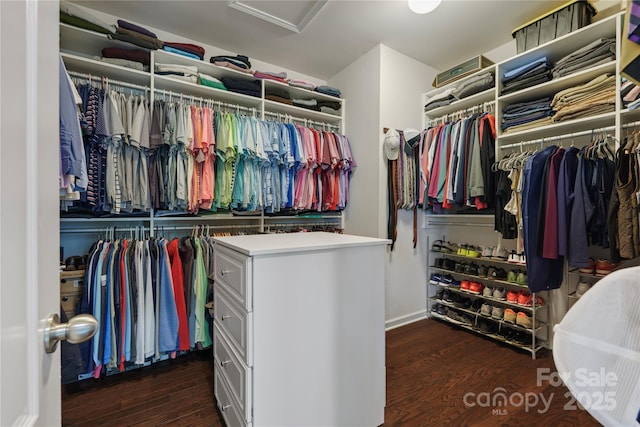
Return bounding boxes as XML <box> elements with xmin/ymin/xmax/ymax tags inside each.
<box><xmin>44</xmin><ymin>313</ymin><xmax>98</xmax><ymax>353</ymax></box>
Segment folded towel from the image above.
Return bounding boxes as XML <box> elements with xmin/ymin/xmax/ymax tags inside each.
<box><xmin>199</xmin><ymin>73</ymin><xmax>226</xmax><ymax>90</ymax></box>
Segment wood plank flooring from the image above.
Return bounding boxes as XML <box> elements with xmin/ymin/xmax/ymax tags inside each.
<box><xmin>62</xmin><ymin>319</ymin><xmax>600</xmax><ymax>426</ymax></box>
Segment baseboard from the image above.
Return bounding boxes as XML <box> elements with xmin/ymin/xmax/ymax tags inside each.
<box><xmin>385</xmin><ymin>310</ymin><xmax>427</xmax><ymax>331</ymax></box>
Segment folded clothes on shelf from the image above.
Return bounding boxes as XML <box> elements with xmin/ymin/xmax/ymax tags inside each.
<box><xmin>255</xmin><ymin>70</ymin><xmax>287</xmax><ymax>79</ymax></box>
<box><xmin>198</xmin><ymin>73</ymin><xmax>226</xmax><ymax>90</ymax></box>
<box><xmin>60</xmin><ymin>1</ymin><xmax>115</xmax><ymax>34</ymax></box>
<box><xmin>117</xmin><ymin>19</ymin><xmax>157</xmax><ymax>39</ymax></box>
<box><xmin>266</xmin><ymin>95</ymin><xmax>292</xmax><ymax>105</ymax></box>
<box><xmin>210</xmin><ymin>54</ymin><xmax>251</xmax><ymax>69</ymax></box>
<box><xmin>288</xmin><ymin>79</ymin><xmax>316</xmax><ymax>90</ymax></box>
<box><xmin>254</xmin><ymin>72</ymin><xmax>287</xmax><ymax>84</ymax></box>
<box><xmin>220</xmin><ymin>76</ymin><xmax>261</xmax><ymax>97</ymax></box>
<box><xmin>315</xmin><ymin>85</ymin><xmax>341</xmax><ymax>97</ymax></box>
<box><xmin>453</xmin><ymin>71</ymin><xmax>494</xmax><ymax>99</ymax></box>
<box><xmin>109</xmin><ymin>32</ymin><xmax>161</xmax><ymax>50</ymax></box>
<box><xmin>115</xmin><ymin>26</ymin><xmax>164</xmax><ymax>49</ymax></box>
<box><xmin>501</xmin><ymin>96</ymin><xmax>553</xmax><ymax>131</ymax></box>
<box><xmin>102</xmin><ymin>47</ymin><xmax>150</xmax><ymax>66</ymax></box>
<box><xmin>155</xmin><ymin>62</ymin><xmax>198</xmax><ymax>75</ymax></box>
<box><xmin>95</xmin><ymin>56</ymin><xmax>147</xmax><ymax>71</ymax></box>
<box><xmin>424</xmin><ymin>88</ymin><xmax>456</xmax><ymax>112</ymax></box>
<box><xmin>266</xmin><ymin>86</ymin><xmax>290</xmax><ymax>99</ymax></box>
<box><xmin>163</xmin><ymin>42</ymin><xmax>205</xmax><ymax>60</ymax></box>
<box><xmin>552</xmin><ymin>38</ymin><xmax>616</xmax><ymax>78</ymax></box>
<box><xmin>317</xmin><ymin>100</ymin><xmax>341</xmax><ymax>111</ymax></box>
<box><xmin>213</xmin><ymin>61</ymin><xmax>253</xmax><ymax>74</ymax></box>
<box><xmin>163</xmin><ymin>46</ymin><xmax>201</xmax><ymax>60</ymax></box>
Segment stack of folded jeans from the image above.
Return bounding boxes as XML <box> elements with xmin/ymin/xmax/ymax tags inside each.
<box><xmin>453</xmin><ymin>71</ymin><xmax>494</xmax><ymax>99</ymax></box>
<box><xmin>501</xmin><ymin>57</ymin><xmax>553</xmax><ymax>95</ymax></box>
<box><xmin>551</xmin><ymin>74</ymin><xmax>616</xmax><ymax>122</ymax></box>
<box><xmin>552</xmin><ymin>38</ymin><xmax>616</xmax><ymax>78</ymax></box>
<box><xmin>315</xmin><ymin>85</ymin><xmax>341</xmax><ymax>98</ymax></box>
<box><xmin>501</xmin><ymin>97</ymin><xmax>554</xmax><ymax>132</ymax></box>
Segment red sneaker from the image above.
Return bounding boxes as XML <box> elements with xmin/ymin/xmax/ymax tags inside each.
<box><xmin>595</xmin><ymin>259</ymin><xmax>618</xmax><ymax>276</ymax></box>
<box><xmin>468</xmin><ymin>282</ymin><xmax>484</xmax><ymax>295</ymax></box>
<box><xmin>517</xmin><ymin>292</ymin><xmax>531</xmax><ymax>306</ymax></box>
<box><xmin>460</xmin><ymin>280</ymin><xmax>471</xmax><ymax>291</ymax></box>
<box><xmin>506</xmin><ymin>290</ymin><xmax>520</xmax><ymax>303</ymax></box>
<box><xmin>579</xmin><ymin>258</ymin><xmax>596</xmax><ymax>275</ymax></box>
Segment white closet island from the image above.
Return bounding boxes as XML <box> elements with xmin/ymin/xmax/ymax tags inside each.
<box><xmin>212</xmin><ymin>232</ymin><xmax>389</xmax><ymax>427</ymax></box>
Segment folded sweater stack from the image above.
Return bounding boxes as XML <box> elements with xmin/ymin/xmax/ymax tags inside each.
<box><xmin>110</xmin><ymin>20</ymin><xmax>163</xmax><ymax>50</ymax></box>
<box><xmin>220</xmin><ymin>77</ymin><xmax>261</xmax><ymax>97</ymax></box>
<box><xmin>552</xmin><ymin>38</ymin><xmax>616</xmax><ymax>79</ymax></box>
<box><xmin>501</xmin><ymin>97</ymin><xmax>554</xmax><ymax>133</ymax></box>
<box><xmin>255</xmin><ymin>70</ymin><xmax>287</xmax><ymax>84</ymax></box>
<box><xmin>502</xmin><ymin>57</ymin><xmax>553</xmax><ymax>95</ymax></box>
<box><xmin>315</xmin><ymin>85</ymin><xmax>341</xmax><ymax>98</ymax></box>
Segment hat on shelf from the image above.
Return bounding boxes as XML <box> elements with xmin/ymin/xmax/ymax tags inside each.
<box><xmin>383</xmin><ymin>129</ymin><xmax>400</xmax><ymax>160</ymax></box>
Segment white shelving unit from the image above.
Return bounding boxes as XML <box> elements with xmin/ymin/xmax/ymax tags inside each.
<box><xmin>420</xmin><ymin>10</ymin><xmax>625</xmax><ymax>355</ymax></box>
<box><xmin>59</xmin><ymin>21</ymin><xmax>348</xmax><ymax>257</ymax></box>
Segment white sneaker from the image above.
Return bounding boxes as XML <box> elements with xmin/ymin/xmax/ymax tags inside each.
<box><xmin>576</xmin><ymin>282</ymin><xmax>591</xmax><ymax>298</ymax></box>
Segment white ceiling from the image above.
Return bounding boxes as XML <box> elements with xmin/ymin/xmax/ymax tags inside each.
<box><xmin>75</xmin><ymin>0</ymin><xmax>610</xmax><ymax>80</ymax></box>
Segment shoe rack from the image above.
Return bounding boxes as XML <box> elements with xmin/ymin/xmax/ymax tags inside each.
<box><xmin>427</xmin><ymin>235</ymin><xmax>548</xmax><ymax>360</ymax></box>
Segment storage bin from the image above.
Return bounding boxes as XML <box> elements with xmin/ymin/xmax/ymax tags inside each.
<box><xmin>433</xmin><ymin>55</ymin><xmax>494</xmax><ymax>88</ymax></box>
<box><xmin>512</xmin><ymin>0</ymin><xmax>596</xmax><ymax>53</ymax></box>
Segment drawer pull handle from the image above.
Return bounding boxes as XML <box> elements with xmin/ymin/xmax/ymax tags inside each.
<box><xmin>220</xmin><ymin>269</ymin><xmax>230</xmax><ymax>276</ymax></box>
<box><xmin>221</xmin><ymin>404</ymin><xmax>231</xmax><ymax>411</ymax></box>
<box><xmin>221</xmin><ymin>315</ymin><xmax>231</xmax><ymax>321</ymax></box>
<box><xmin>220</xmin><ymin>359</ymin><xmax>231</xmax><ymax>367</ymax></box>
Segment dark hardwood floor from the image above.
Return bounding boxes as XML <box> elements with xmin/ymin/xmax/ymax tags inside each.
<box><xmin>62</xmin><ymin>319</ymin><xmax>600</xmax><ymax>426</ymax></box>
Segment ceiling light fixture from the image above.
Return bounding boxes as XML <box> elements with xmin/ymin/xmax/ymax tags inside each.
<box><xmin>408</xmin><ymin>0</ymin><xmax>442</xmax><ymax>14</ymax></box>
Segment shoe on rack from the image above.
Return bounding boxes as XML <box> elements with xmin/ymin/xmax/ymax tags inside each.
<box><xmin>439</xmin><ymin>242</ymin><xmax>454</xmax><ymax>254</ymax></box>
<box><xmin>493</xmin><ymin>287</ymin><xmax>506</xmax><ymax>300</ymax></box>
<box><xmin>576</xmin><ymin>282</ymin><xmax>591</xmax><ymax>298</ymax></box>
<box><xmin>508</xmin><ymin>251</ymin><xmax>519</xmax><ymax>263</ymax></box>
<box><xmin>443</xmin><ymin>290</ymin><xmax>457</xmax><ymax>304</ymax></box>
<box><xmin>516</xmin><ymin>311</ymin><xmax>539</xmax><ymax>329</ymax></box>
<box><xmin>429</xmin><ymin>273</ymin><xmax>442</xmax><ymax>286</ymax></box>
<box><xmin>441</xmin><ymin>275</ymin><xmax>460</xmax><ymax>288</ymax></box>
<box><xmin>435</xmin><ymin>289</ymin><xmax>444</xmax><ymax>301</ymax></box>
<box><xmin>517</xmin><ymin>292</ymin><xmax>533</xmax><ymax>306</ymax></box>
<box><xmin>491</xmin><ymin>306</ymin><xmax>505</xmax><ymax>320</ymax></box>
<box><xmin>431</xmin><ymin>240</ymin><xmax>444</xmax><ymax>252</ymax></box>
<box><xmin>467</xmin><ymin>246</ymin><xmax>481</xmax><ymax>258</ymax></box>
<box><xmin>478</xmin><ymin>265</ymin><xmax>488</xmax><ymax>278</ymax></box>
<box><xmin>443</xmin><ymin>258</ymin><xmax>457</xmax><ymax>271</ymax></box>
<box><xmin>469</xmin><ymin>282</ymin><xmax>484</xmax><ymax>295</ymax></box>
<box><xmin>483</xmin><ymin>286</ymin><xmax>494</xmax><ymax>298</ymax></box>
<box><xmin>579</xmin><ymin>258</ymin><xmax>596</xmax><ymax>275</ymax></box>
<box><xmin>503</xmin><ymin>308</ymin><xmax>517</xmax><ymax>323</ymax></box>
<box><xmin>480</xmin><ymin>303</ymin><xmax>493</xmax><ymax>316</ymax></box>
<box><xmin>481</xmin><ymin>246</ymin><xmax>494</xmax><ymax>258</ymax></box>
<box><xmin>455</xmin><ymin>261</ymin><xmax>468</xmax><ymax>273</ymax></box>
<box><xmin>460</xmin><ymin>280</ymin><xmax>471</xmax><ymax>291</ymax></box>
<box><xmin>491</xmin><ymin>268</ymin><xmax>507</xmax><ymax>281</ymax></box>
<box><xmin>492</xmin><ymin>247</ymin><xmax>509</xmax><ymax>261</ymax></box>
<box><xmin>455</xmin><ymin>296</ymin><xmax>472</xmax><ymax>308</ymax></box>
<box><xmin>468</xmin><ymin>262</ymin><xmax>480</xmax><ymax>276</ymax></box>
<box><xmin>446</xmin><ymin>242</ymin><xmax>459</xmax><ymax>254</ymax></box>
<box><xmin>511</xmin><ymin>331</ymin><xmax>528</xmax><ymax>345</ymax></box>
<box><xmin>486</xmin><ymin>267</ymin><xmax>497</xmax><ymax>279</ymax></box>
<box><xmin>595</xmin><ymin>259</ymin><xmax>618</xmax><ymax>276</ymax></box>
<box><xmin>435</xmin><ymin>258</ymin><xmax>444</xmax><ymax>269</ymax></box>
<box><xmin>470</xmin><ymin>299</ymin><xmax>483</xmax><ymax>312</ymax></box>
<box><xmin>457</xmin><ymin>245</ymin><xmax>469</xmax><ymax>256</ymax></box>
<box><xmin>517</xmin><ymin>253</ymin><xmax>527</xmax><ymax>265</ymax></box>
<box><xmin>447</xmin><ymin>309</ymin><xmax>466</xmax><ymax>324</ymax></box>
<box><xmin>516</xmin><ymin>271</ymin><xmax>528</xmax><ymax>285</ymax></box>
<box><xmin>506</xmin><ymin>290</ymin><xmax>521</xmax><ymax>303</ymax></box>
<box><xmin>521</xmin><ymin>294</ymin><xmax>545</xmax><ymax>308</ymax></box>
<box><xmin>507</xmin><ymin>270</ymin><xmax>518</xmax><ymax>283</ymax></box>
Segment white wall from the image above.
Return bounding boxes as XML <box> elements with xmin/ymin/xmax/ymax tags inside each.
<box><xmin>378</xmin><ymin>45</ymin><xmax>437</xmax><ymax>329</ymax></box>
<box><xmin>329</xmin><ymin>46</ymin><xmax>382</xmax><ymax>238</ymax></box>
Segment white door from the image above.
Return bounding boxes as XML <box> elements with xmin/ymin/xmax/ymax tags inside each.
<box><xmin>1</xmin><ymin>0</ymin><xmax>62</xmax><ymax>425</ymax></box>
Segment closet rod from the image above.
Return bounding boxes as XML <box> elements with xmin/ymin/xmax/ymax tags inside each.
<box><xmin>499</xmin><ymin>125</ymin><xmax>616</xmax><ymax>150</ymax></box>
<box><xmin>263</xmin><ymin>111</ymin><xmax>340</xmax><ymax>131</ymax></box>
<box><xmin>425</xmin><ymin>221</ymin><xmax>493</xmax><ymax>227</ymax></box>
<box><xmin>60</xmin><ymin>227</ymin><xmax>150</xmax><ymax>234</ymax></box>
<box><xmin>67</xmin><ymin>71</ymin><xmax>150</xmax><ymax>92</ymax></box>
<box><xmin>622</xmin><ymin>119</ymin><xmax>640</xmax><ymax>129</ymax></box>
<box><xmin>158</xmin><ymin>224</ymin><xmax>261</xmax><ymax>232</ymax></box>
<box><xmin>427</xmin><ymin>101</ymin><xmax>495</xmax><ymax>126</ymax></box>
<box><xmin>153</xmin><ymin>88</ymin><xmax>256</xmax><ymax>114</ymax></box>
<box><xmin>266</xmin><ymin>221</ymin><xmax>341</xmax><ymax>228</ymax></box>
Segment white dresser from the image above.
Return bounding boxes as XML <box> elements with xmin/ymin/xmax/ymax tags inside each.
<box><xmin>212</xmin><ymin>232</ymin><xmax>389</xmax><ymax>427</ymax></box>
